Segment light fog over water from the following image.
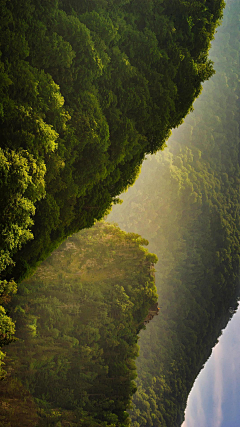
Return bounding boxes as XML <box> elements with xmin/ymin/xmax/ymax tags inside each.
<box><xmin>182</xmin><ymin>302</ymin><xmax>240</xmax><ymax>427</ymax></box>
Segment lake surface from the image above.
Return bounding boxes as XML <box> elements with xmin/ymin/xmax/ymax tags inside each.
<box><xmin>182</xmin><ymin>302</ymin><xmax>240</xmax><ymax>427</ymax></box>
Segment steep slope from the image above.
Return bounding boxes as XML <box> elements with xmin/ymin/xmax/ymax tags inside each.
<box><xmin>1</xmin><ymin>222</ymin><xmax>158</xmax><ymax>426</ymax></box>
<box><xmin>0</xmin><ymin>0</ymin><xmax>224</xmax><ymax>287</ymax></box>
<box><xmin>108</xmin><ymin>0</ymin><xmax>240</xmax><ymax>425</ymax></box>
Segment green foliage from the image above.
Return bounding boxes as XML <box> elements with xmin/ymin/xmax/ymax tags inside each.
<box><xmin>0</xmin><ymin>0</ymin><xmax>224</xmax><ymax>286</ymax></box>
<box><xmin>0</xmin><ymin>279</ymin><xmax>17</xmax><ymax>375</ymax></box>
<box><xmin>2</xmin><ymin>222</ymin><xmax>158</xmax><ymax>426</ymax></box>
<box><xmin>0</xmin><ymin>0</ymin><xmax>227</xmax><ymax>421</ymax></box>
<box><xmin>0</xmin><ymin>378</ymin><xmax>39</xmax><ymax>426</ymax></box>
<box><xmin>0</xmin><ymin>149</ymin><xmax>46</xmax><ymax>272</ymax></box>
<box><xmin>109</xmin><ymin>0</ymin><xmax>240</xmax><ymax>425</ymax></box>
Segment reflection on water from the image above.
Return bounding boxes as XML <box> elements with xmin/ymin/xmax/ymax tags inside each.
<box><xmin>182</xmin><ymin>303</ymin><xmax>240</xmax><ymax>427</ymax></box>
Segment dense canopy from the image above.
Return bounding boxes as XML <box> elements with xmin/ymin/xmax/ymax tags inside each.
<box><xmin>109</xmin><ymin>0</ymin><xmax>240</xmax><ymax>424</ymax></box>
<box><xmin>110</xmin><ymin>0</ymin><xmax>240</xmax><ymax>427</ymax></box>
<box><xmin>1</xmin><ymin>222</ymin><xmax>157</xmax><ymax>426</ymax></box>
<box><xmin>0</xmin><ymin>0</ymin><xmax>229</xmax><ymax>425</ymax></box>
<box><xmin>0</xmin><ymin>0</ymin><xmax>224</xmax><ymax>285</ymax></box>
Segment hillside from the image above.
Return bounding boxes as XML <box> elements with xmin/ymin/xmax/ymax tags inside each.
<box><xmin>108</xmin><ymin>0</ymin><xmax>240</xmax><ymax>425</ymax></box>
<box><xmin>1</xmin><ymin>221</ymin><xmax>158</xmax><ymax>426</ymax></box>
<box><xmin>0</xmin><ymin>0</ymin><xmax>224</xmax><ymax>287</ymax></box>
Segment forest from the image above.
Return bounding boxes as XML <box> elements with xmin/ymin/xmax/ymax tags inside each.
<box><xmin>0</xmin><ymin>0</ymin><xmax>224</xmax><ymax>287</ymax></box>
<box><xmin>0</xmin><ymin>222</ymin><xmax>158</xmax><ymax>426</ymax></box>
<box><xmin>109</xmin><ymin>0</ymin><xmax>240</xmax><ymax>425</ymax></box>
<box><xmin>1</xmin><ymin>0</ymin><xmax>238</xmax><ymax>426</ymax></box>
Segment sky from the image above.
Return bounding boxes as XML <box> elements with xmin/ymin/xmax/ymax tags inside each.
<box><xmin>181</xmin><ymin>2</ymin><xmax>240</xmax><ymax>425</ymax></box>
<box><xmin>182</xmin><ymin>303</ymin><xmax>240</xmax><ymax>427</ymax></box>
